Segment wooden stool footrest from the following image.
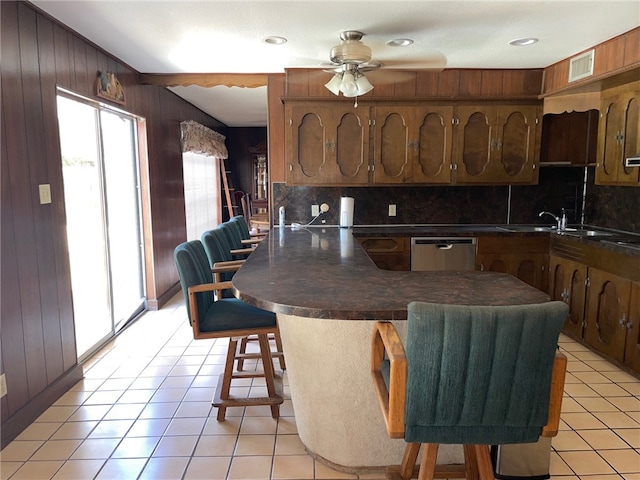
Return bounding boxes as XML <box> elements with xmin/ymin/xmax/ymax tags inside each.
<box><xmin>212</xmin><ymin>373</ymin><xmax>284</xmax><ymax>408</ymax></box>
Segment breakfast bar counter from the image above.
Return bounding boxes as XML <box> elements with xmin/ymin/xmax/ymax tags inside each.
<box><xmin>231</xmin><ymin>226</ymin><xmax>549</xmax><ymax>472</ymax></box>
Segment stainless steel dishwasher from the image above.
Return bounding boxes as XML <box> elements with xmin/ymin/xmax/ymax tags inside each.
<box><xmin>411</xmin><ymin>237</ymin><xmax>477</xmax><ymax>271</ymax></box>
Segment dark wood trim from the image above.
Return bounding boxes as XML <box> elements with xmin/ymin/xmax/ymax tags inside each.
<box><xmin>0</xmin><ymin>364</ymin><xmax>83</xmax><ymax>449</ymax></box>
<box><xmin>141</xmin><ymin>73</ymin><xmax>268</xmax><ymax>88</ymax></box>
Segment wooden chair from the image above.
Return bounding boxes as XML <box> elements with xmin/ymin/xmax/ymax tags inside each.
<box><xmin>371</xmin><ymin>301</ymin><xmax>569</xmax><ymax>480</ymax></box>
<box><xmin>239</xmin><ymin>192</ymin><xmax>270</xmax><ymax>233</ymax></box>
<box><xmin>201</xmin><ymin>227</ymin><xmax>285</xmax><ymax>372</ymax></box>
<box><xmin>174</xmin><ymin>240</ymin><xmax>284</xmax><ymax>421</ymax></box>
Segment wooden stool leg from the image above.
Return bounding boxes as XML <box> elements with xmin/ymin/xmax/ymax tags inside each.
<box><xmin>237</xmin><ymin>336</ymin><xmax>249</xmax><ymax>371</ymax></box>
<box><xmin>258</xmin><ymin>333</ymin><xmax>280</xmax><ymax>419</ymax></box>
<box><xmin>417</xmin><ymin>444</ymin><xmax>438</xmax><ymax>480</ymax></box>
<box><xmin>463</xmin><ymin>445</ymin><xmax>480</xmax><ymax>480</ymax></box>
<box><xmin>274</xmin><ymin>331</ymin><xmax>286</xmax><ymax>370</ymax></box>
<box><xmin>473</xmin><ymin>445</ymin><xmax>494</xmax><ymax>480</ymax></box>
<box><xmin>216</xmin><ymin>338</ymin><xmax>239</xmax><ymax>421</ymax></box>
<box><xmin>398</xmin><ymin>442</ymin><xmax>421</xmax><ymax>480</ymax></box>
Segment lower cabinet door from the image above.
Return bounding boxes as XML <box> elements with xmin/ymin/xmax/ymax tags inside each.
<box><xmin>549</xmin><ymin>256</ymin><xmax>587</xmax><ymax>339</ymax></box>
<box><xmin>624</xmin><ymin>282</ymin><xmax>640</xmax><ymax>371</ymax></box>
<box><xmin>584</xmin><ymin>268</ymin><xmax>631</xmax><ymax>362</ymax></box>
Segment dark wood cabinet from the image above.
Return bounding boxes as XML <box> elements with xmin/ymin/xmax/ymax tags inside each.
<box><xmin>372</xmin><ymin>106</ymin><xmax>453</xmax><ymax>184</ymax></box>
<box><xmin>540</xmin><ymin>110</ymin><xmax>598</xmax><ymax>165</ymax></box>
<box><xmin>356</xmin><ymin>237</ymin><xmax>410</xmax><ymax>271</ymax></box>
<box><xmin>549</xmin><ymin>255</ymin><xmax>588</xmax><ymax>338</ymax></box>
<box><xmin>595</xmin><ymin>81</ymin><xmax>640</xmax><ymax>186</ymax></box>
<box><xmin>476</xmin><ymin>236</ymin><xmax>549</xmax><ymax>292</ymax></box>
<box><xmin>454</xmin><ymin>105</ymin><xmax>540</xmax><ymax>184</ymax></box>
<box><xmin>284</xmin><ymin>101</ymin><xmax>541</xmax><ymax>186</ymax></box>
<box><xmin>286</xmin><ymin>104</ymin><xmax>370</xmax><ymax>185</ymax></box>
<box><xmin>584</xmin><ymin>268</ymin><xmax>632</xmax><ymax>362</ymax></box>
<box><xmin>624</xmin><ymin>282</ymin><xmax>640</xmax><ymax>372</ymax></box>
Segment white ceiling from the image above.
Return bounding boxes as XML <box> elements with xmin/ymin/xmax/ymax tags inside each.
<box><xmin>32</xmin><ymin>1</ymin><xmax>640</xmax><ymax>127</ymax></box>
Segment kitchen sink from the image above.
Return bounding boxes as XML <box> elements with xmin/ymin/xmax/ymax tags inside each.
<box><xmin>495</xmin><ymin>225</ymin><xmax>553</xmax><ymax>232</ymax></box>
<box><xmin>557</xmin><ymin>228</ymin><xmax>614</xmax><ymax>237</ymax></box>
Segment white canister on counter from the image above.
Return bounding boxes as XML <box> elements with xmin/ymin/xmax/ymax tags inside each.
<box><xmin>278</xmin><ymin>206</ymin><xmax>286</xmax><ymax>226</ymax></box>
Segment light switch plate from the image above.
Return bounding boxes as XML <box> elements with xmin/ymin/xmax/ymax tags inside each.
<box><xmin>0</xmin><ymin>374</ymin><xmax>7</xmax><ymax>398</ymax></box>
<box><xmin>311</xmin><ymin>204</ymin><xmax>320</xmax><ymax>216</ymax></box>
<box><xmin>39</xmin><ymin>184</ymin><xmax>52</xmax><ymax>204</ymax></box>
<box><xmin>388</xmin><ymin>204</ymin><xmax>397</xmax><ymax>216</ymax></box>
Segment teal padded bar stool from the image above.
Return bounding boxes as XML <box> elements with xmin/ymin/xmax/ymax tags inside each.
<box><xmin>371</xmin><ymin>301</ymin><xmax>569</xmax><ymax>480</ymax></box>
<box><xmin>200</xmin><ymin>227</ymin><xmax>286</xmax><ymax>370</ymax></box>
<box><xmin>174</xmin><ymin>240</ymin><xmax>283</xmax><ymax>421</ymax></box>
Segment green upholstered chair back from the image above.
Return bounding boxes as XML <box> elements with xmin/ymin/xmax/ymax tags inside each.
<box><xmin>230</xmin><ymin>216</ymin><xmax>251</xmax><ymax>241</ymax></box>
<box><xmin>202</xmin><ymin>226</ymin><xmax>235</xmax><ymax>267</ymax></box>
<box><xmin>404</xmin><ymin>301</ymin><xmax>568</xmax><ymax>446</ymax></box>
<box><xmin>174</xmin><ymin>240</ymin><xmax>214</xmax><ymax>325</ymax></box>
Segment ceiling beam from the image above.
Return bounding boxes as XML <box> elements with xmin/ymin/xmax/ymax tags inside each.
<box><xmin>140</xmin><ymin>73</ymin><xmax>268</xmax><ymax>88</ymax></box>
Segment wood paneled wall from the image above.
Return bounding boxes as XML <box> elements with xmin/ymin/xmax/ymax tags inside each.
<box><xmin>0</xmin><ymin>1</ymin><xmax>225</xmax><ymax>445</ymax></box>
<box><xmin>543</xmin><ymin>27</ymin><xmax>640</xmax><ymax>95</ymax></box>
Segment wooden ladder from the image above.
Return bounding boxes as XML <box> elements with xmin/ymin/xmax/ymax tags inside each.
<box><xmin>220</xmin><ymin>158</ymin><xmax>236</xmax><ymax>220</ymax></box>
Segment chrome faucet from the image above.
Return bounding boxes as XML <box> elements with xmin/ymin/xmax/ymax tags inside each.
<box><xmin>539</xmin><ymin>210</ymin><xmax>567</xmax><ymax>231</ymax></box>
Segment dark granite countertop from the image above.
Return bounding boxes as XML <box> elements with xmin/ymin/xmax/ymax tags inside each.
<box><xmin>232</xmin><ymin>226</ymin><xmax>550</xmax><ymax>320</ymax></box>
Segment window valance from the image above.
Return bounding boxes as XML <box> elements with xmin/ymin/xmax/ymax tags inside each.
<box><xmin>180</xmin><ymin>120</ymin><xmax>228</xmax><ymax>159</ymax></box>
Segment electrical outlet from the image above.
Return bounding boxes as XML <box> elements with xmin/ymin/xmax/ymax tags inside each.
<box><xmin>311</xmin><ymin>204</ymin><xmax>320</xmax><ymax>216</ymax></box>
<box><xmin>39</xmin><ymin>184</ymin><xmax>52</xmax><ymax>204</ymax></box>
<box><xmin>388</xmin><ymin>204</ymin><xmax>397</xmax><ymax>217</ymax></box>
<box><xmin>0</xmin><ymin>374</ymin><xmax>7</xmax><ymax>398</ymax></box>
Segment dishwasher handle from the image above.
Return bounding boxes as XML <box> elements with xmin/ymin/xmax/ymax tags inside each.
<box><xmin>412</xmin><ymin>238</ymin><xmax>476</xmax><ymax>246</ymax></box>
<box><xmin>435</xmin><ymin>243</ymin><xmax>454</xmax><ymax>249</ymax></box>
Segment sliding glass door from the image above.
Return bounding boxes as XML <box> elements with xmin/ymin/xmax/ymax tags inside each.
<box><xmin>57</xmin><ymin>93</ymin><xmax>145</xmax><ymax>360</ymax></box>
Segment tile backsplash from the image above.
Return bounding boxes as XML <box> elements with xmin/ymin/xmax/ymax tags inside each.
<box><xmin>271</xmin><ymin>167</ymin><xmax>639</xmax><ymax>234</ymax></box>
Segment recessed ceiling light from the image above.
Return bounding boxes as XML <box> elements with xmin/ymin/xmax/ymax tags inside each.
<box><xmin>386</xmin><ymin>38</ymin><xmax>414</xmax><ymax>47</ymax></box>
<box><xmin>509</xmin><ymin>37</ymin><xmax>538</xmax><ymax>46</ymax></box>
<box><xmin>263</xmin><ymin>36</ymin><xmax>287</xmax><ymax>45</ymax></box>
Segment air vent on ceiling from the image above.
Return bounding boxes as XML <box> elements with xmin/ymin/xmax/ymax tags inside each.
<box><xmin>568</xmin><ymin>49</ymin><xmax>594</xmax><ymax>82</ymax></box>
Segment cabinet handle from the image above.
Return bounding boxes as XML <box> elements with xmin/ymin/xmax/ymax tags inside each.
<box><xmin>490</xmin><ymin>139</ymin><xmax>496</xmax><ymax>151</ymax></box>
<box><xmin>561</xmin><ymin>288</ymin><xmax>570</xmax><ymax>303</ymax></box>
<box><xmin>627</xmin><ymin>321</ymin><xmax>634</xmax><ymax>330</ymax></box>
<box><xmin>480</xmin><ymin>263</ymin><xmax>484</xmax><ymax>271</ymax></box>
<box><xmin>619</xmin><ymin>313</ymin><xmax>627</xmax><ymax>327</ymax></box>
<box><xmin>496</xmin><ymin>139</ymin><xmax>502</xmax><ymax>151</ymax></box>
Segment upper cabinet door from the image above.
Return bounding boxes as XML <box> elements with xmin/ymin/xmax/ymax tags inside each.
<box><xmin>333</xmin><ymin>108</ymin><xmax>370</xmax><ymax>185</ymax></box>
<box><xmin>286</xmin><ymin>106</ymin><xmax>330</xmax><ymax>185</ymax></box>
<box><xmin>596</xmin><ymin>83</ymin><xmax>640</xmax><ymax>186</ymax></box>
<box><xmin>454</xmin><ymin>106</ymin><xmax>494</xmax><ymax>182</ymax></box>
<box><xmin>413</xmin><ymin>106</ymin><xmax>453</xmax><ymax>184</ymax></box>
<box><xmin>372</xmin><ymin>105</ymin><xmax>453</xmax><ymax>184</ymax></box>
<box><xmin>454</xmin><ymin>105</ymin><xmax>539</xmax><ymax>184</ymax></box>
<box><xmin>286</xmin><ymin>104</ymin><xmax>369</xmax><ymax>185</ymax></box>
<box><xmin>372</xmin><ymin>107</ymin><xmax>412</xmax><ymax>184</ymax></box>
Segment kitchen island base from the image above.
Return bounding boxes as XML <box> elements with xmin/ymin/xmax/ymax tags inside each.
<box><xmin>277</xmin><ymin>313</ymin><xmax>463</xmax><ymax>471</ymax></box>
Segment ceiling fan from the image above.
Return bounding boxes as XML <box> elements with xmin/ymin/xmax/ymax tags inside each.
<box><xmin>319</xmin><ymin>30</ymin><xmax>446</xmax><ymax>99</ymax></box>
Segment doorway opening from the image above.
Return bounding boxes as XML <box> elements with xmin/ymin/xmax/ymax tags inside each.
<box><xmin>57</xmin><ymin>91</ymin><xmax>146</xmax><ymax>360</ymax></box>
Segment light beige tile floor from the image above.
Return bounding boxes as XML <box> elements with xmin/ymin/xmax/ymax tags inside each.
<box><xmin>2</xmin><ymin>294</ymin><xmax>639</xmax><ymax>479</ymax></box>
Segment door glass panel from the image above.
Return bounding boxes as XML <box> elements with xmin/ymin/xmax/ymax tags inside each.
<box><xmin>100</xmin><ymin>110</ymin><xmax>145</xmax><ymax>329</ymax></box>
<box><xmin>58</xmin><ymin>96</ymin><xmax>112</xmax><ymax>357</ymax></box>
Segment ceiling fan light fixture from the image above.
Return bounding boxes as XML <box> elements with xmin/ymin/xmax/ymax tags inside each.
<box><xmin>355</xmin><ymin>74</ymin><xmax>374</xmax><ymax>95</ymax></box>
<box><xmin>340</xmin><ymin>72</ymin><xmax>358</xmax><ymax>97</ymax></box>
<box><xmin>329</xmin><ymin>30</ymin><xmax>372</xmax><ymax>65</ymax></box>
<box><xmin>324</xmin><ymin>74</ymin><xmax>343</xmax><ymax>95</ymax></box>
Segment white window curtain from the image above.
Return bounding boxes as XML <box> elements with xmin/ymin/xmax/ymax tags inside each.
<box><xmin>180</xmin><ymin>121</ymin><xmax>228</xmax><ymax>240</ymax></box>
